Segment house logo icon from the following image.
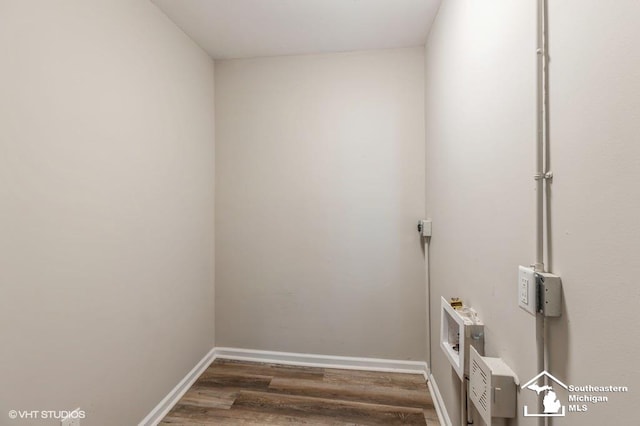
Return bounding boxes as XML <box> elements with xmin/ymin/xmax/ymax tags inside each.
<box><xmin>522</xmin><ymin>370</ymin><xmax>568</xmax><ymax>417</ymax></box>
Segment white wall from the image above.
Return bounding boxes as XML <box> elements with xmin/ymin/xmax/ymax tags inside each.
<box><xmin>0</xmin><ymin>1</ymin><xmax>215</xmax><ymax>425</ymax></box>
<box><xmin>215</xmin><ymin>48</ymin><xmax>426</xmax><ymax>360</ymax></box>
<box><xmin>425</xmin><ymin>1</ymin><xmax>640</xmax><ymax>425</ymax></box>
<box><xmin>547</xmin><ymin>0</ymin><xmax>640</xmax><ymax>423</ymax></box>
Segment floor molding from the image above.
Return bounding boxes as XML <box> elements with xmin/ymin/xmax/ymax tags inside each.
<box><xmin>138</xmin><ymin>347</ymin><xmax>216</xmax><ymax>426</ymax></box>
<box><xmin>140</xmin><ymin>346</ymin><xmax>441</xmax><ymax>425</ymax></box>
<box><xmin>214</xmin><ymin>346</ymin><xmax>428</xmax><ymax>375</ymax></box>
<box><xmin>427</xmin><ymin>372</ymin><xmax>452</xmax><ymax>426</ymax></box>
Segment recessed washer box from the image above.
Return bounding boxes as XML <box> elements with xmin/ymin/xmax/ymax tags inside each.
<box><xmin>440</xmin><ymin>297</ymin><xmax>484</xmax><ymax>380</ymax></box>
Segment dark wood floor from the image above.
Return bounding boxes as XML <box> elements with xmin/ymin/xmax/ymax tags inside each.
<box><xmin>160</xmin><ymin>359</ymin><xmax>440</xmax><ymax>425</ymax></box>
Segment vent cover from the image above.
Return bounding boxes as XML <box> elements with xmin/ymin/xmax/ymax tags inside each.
<box><xmin>469</xmin><ymin>346</ymin><xmax>518</xmax><ymax>425</ymax></box>
<box><xmin>470</xmin><ymin>355</ymin><xmax>489</xmax><ymax>414</ymax></box>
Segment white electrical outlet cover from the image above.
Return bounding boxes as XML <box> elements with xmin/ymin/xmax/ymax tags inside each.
<box><xmin>518</xmin><ymin>266</ymin><xmax>537</xmax><ymax>315</ymax></box>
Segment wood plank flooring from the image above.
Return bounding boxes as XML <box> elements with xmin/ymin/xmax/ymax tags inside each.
<box><xmin>160</xmin><ymin>359</ymin><xmax>440</xmax><ymax>425</ymax></box>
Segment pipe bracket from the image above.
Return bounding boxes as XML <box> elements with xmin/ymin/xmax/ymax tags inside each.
<box><xmin>534</xmin><ymin>171</ymin><xmax>553</xmax><ymax>181</ymax></box>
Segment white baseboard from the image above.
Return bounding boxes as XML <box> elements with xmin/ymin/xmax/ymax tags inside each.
<box><xmin>140</xmin><ymin>346</ymin><xmax>445</xmax><ymax>426</ymax></box>
<box><xmin>427</xmin><ymin>372</ymin><xmax>452</xmax><ymax>426</ymax></box>
<box><xmin>214</xmin><ymin>346</ymin><xmax>428</xmax><ymax>375</ymax></box>
<box><xmin>138</xmin><ymin>347</ymin><xmax>216</xmax><ymax>426</ymax></box>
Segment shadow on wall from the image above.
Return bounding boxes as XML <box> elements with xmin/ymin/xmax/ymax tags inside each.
<box><xmin>549</xmin><ymin>297</ymin><xmax>570</xmax><ymax>384</ymax></box>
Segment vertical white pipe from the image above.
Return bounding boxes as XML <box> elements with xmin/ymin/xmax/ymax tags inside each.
<box><xmin>536</xmin><ymin>2</ymin><xmax>549</xmax><ymax>426</ymax></box>
<box><xmin>535</xmin><ymin>0</ymin><xmax>546</xmax><ymax>273</ymax></box>
<box><xmin>461</xmin><ymin>379</ymin><xmax>466</xmax><ymax>426</ymax></box>
<box><xmin>425</xmin><ymin>238</ymin><xmax>431</xmax><ymax>372</ymax></box>
<box><xmin>466</xmin><ymin>378</ymin><xmax>473</xmax><ymax>425</ymax></box>
<box><xmin>536</xmin><ymin>316</ymin><xmax>545</xmax><ymax>426</ymax></box>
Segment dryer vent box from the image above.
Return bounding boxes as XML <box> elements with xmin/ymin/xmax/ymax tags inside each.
<box><xmin>469</xmin><ymin>346</ymin><xmax>518</xmax><ymax>425</ymax></box>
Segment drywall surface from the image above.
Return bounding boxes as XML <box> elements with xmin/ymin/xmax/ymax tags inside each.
<box><xmin>215</xmin><ymin>48</ymin><xmax>426</xmax><ymax>360</ymax></box>
<box><xmin>0</xmin><ymin>1</ymin><xmax>215</xmax><ymax>424</ymax></box>
<box><xmin>425</xmin><ymin>0</ymin><xmax>639</xmax><ymax>424</ymax></box>
<box><xmin>545</xmin><ymin>0</ymin><xmax>640</xmax><ymax>423</ymax></box>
